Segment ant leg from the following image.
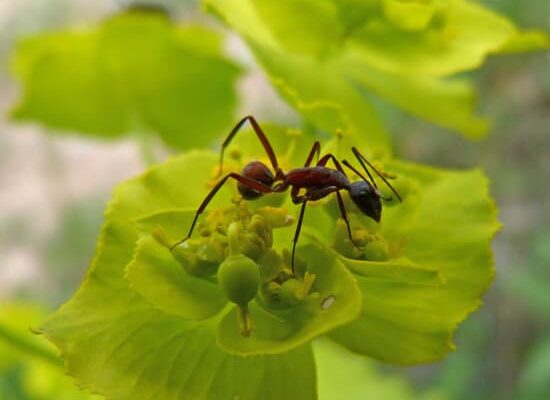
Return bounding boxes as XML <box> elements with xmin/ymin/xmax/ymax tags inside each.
<box><xmin>303</xmin><ymin>141</ymin><xmax>321</xmax><ymax>167</ymax></box>
<box><xmin>306</xmin><ymin>182</ymin><xmax>359</xmax><ymax>248</ymax></box>
<box><xmin>170</xmin><ymin>173</ymin><xmax>273</xmax><ymax>251</ymax></box>
<box><xmin>317</xmin><ymin>153</ymin><xmax>346</xmax><ymax>175</ymax></box>
<box><xmin>218</xmin><ymin>116</ymin><xmax>280</xmax><ymax>177</ymax></box>
<box><xmin>291</xmin><ymin>200</ymin><xmax>308</xmax><ymax>274</ymax></box>
<box><xmin>351</xmin><ymin>147</ymin><xmax>402</xmax><ymax>202</ymax></box>
<box><xmin>335</xmin><ymin>191</ymin><xmax>358</xmax><ymax>247</ymax></box>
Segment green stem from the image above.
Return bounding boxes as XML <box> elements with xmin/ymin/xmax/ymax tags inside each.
<box><xmin>227</xmin><ymin>222</ymin><xmax>241</xmax><ymax>256</ymax></box>
<box><xmin>238</xmin><ymin>304</ymin><xmax>253</xmax><ymax>337</ymax></box>
<box><xmin>0</xmin><ymin>323</ymin><xmax>63</xmax><ymax>368</ymax></box>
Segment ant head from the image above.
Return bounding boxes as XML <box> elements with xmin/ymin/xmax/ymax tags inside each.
<box><xmin>349</xmin><ymin>181</ymin><xmax>381</xmax><ymax>222</ymax></box>
<box><xmin>238</xmin><ymin>161</ymin><xmax>274</xmax><ymax>200</ymax></box>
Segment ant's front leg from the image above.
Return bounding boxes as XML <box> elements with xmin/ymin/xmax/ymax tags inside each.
<box><xmin>335</xmin><ymin>191</ymin><xmax>359</xmax><ymax>248</ymax></box>
<box><xmin>306</xmin><ymin>185</ymin><xmax>359</xmax><ymax>249</ymax></box>
<box><xmin>289</xmin><ymin>185</ymin><xmax>339</xmax><ymax>273</ymax></box>
<box><xmin>170</xmin><ymin>173</ymin><xmax>274</xmax><ymax>251</ymax></box>
<box><xmin>317</xmin><ymin>153</ymin><xmax>346</xmax><ymax>175</ymax></box>
<box><xmin>303</xmin><ymin>141</ymin><xmax>321</xmax><ymax>167</ymax></box>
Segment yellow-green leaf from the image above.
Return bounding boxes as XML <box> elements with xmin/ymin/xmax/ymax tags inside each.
<box><xmin>11</xmin><ymin>11</ymin><xmax>241</xmax><ymax>149</ymax></box>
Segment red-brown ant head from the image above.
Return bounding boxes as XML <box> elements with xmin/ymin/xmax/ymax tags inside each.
<box><xmin>238</xmin><ymin>161</ymin><xmax>274</xmax><ymax>200</ymax></box>
<box><xmin>349</xmin><ymin>181</ymin><xmax>381</xmax><ymax>222</ymax></box>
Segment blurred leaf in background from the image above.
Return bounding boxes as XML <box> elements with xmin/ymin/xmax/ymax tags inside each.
<box><xmin>517</xmin><ymin>333</ymin><xmax>550</xmax><ymax>399</ymax></box>
<box><xmin>0</xmin><ymin>303</ymin><xmax>98</xmax><ymax>400</ymax></box>
<box><xmin>204</xmin><ymin>0</ymin><xmax>548</xmax><ymax>157</ymax></box>
<box><xmin>11</xmin><ymin>8</ymin><xmax>242</xmax><ymax>149</ymax></box>
<box><xmin>506</xmin><ymin>231</ymin><xmax>550</xmax><ymax>399</ymax></box>
<box><xmin>505</xmin><ymin>231</ymin><xmax>550</xmax><ymax>317</ymax></box>
<box><xmin>315</xmin><ymin>339</ymin><xmax>446</xmax><ymax>400</ymax></box>
<box><xmin>42</xmin><ymin>198</ymin><xmax>105</xmax><ymax>306</ymax></box>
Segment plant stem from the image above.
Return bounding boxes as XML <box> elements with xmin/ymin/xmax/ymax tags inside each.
<box><xmin>227</xmin><ymin>222</ymin><xmax>241</xmax><ymax>256</ymax></box>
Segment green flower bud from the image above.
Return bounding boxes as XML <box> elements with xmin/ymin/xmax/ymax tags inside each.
<box><xmin>258</xmin><ymin>249</ymin><xmax>283</xmax><ymax>283</ymax></box>
<box><xmin>151</xmin><ymin>226</ymin><xmax>172</xmax><ymax>248</ymax></box>
<box><xmin>239</xmin><ymin>232</ymin><xmax>265</xmax><ymax>261</ymax></box>
<box><xmin>382</xmin><ymin>0</ymin><xmax>436</xmax><ymax>32</ymax></box>
<box><xmin>249</xmin><ymin>214</ymin><xmax>273</xmax><ymax>248</ymax></box>
<box><xmin>365</xmin><ymin>239</ymin><xmax>390</xmax><ymax>261</ymax></box>
<box><xmin>278</xmin><ymin>278</ymin><xmax>305</xmax><ymax>306</ymax></box>
<box><xmin>277</xmin><ymin>272</ymin><xmax>316</xmax><ymax>307</ymax></box>
<box><xmin>333</xmin><ymin>219</ymin><xmax>369</xmax><ymax>259</ymax></box>
<box><xmin>172</xmin><ymin>240</ymin><xmax>220</xmax><ymax>277</ymax></box>
<box><xmin>255</xmin><ymin>207</ymin><xmax>294</xmax><ymax>228</ymax></box>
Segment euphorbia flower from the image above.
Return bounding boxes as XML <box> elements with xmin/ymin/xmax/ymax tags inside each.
<box><xmin>39</xmin><ymin>127</ymin><xmax>498</xmax><ymax>399</ymax></box>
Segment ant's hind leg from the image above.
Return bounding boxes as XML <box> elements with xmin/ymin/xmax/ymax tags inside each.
<box><xmin>218</xmin><ymin>116</ymin><xmax>280</xmax><ymax>177</ymax></box>
<box><xmin>170</xmin><ymin>173</ymin><xmax>273</xmax><ymax>251</ymax></box>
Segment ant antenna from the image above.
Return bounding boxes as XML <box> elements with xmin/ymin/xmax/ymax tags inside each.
<box><xmin>342</xmin><ymin>160</ymin><xmax>391</xmax><ymax>201</ymax></box>
<box><xmin>351</xmin><ymin>147</ymin><xmax>402</xmax><ymax>202</ymax></box>
<box><xmin>342</xmin><ymin>160</ymin><xmax>373</xmax><ymax>186</ymax></box>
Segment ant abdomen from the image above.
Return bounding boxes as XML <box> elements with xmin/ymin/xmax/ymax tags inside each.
<box><xmin>238</xmin><ymin>161</ymin><xmax>274</xmax><ymax>199</ymax></box>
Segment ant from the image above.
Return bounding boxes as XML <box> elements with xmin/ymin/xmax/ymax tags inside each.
<box><xmin>171</xmin><ymin>116</ymin><xmax>401</xmax><ymax>272</ymax></box>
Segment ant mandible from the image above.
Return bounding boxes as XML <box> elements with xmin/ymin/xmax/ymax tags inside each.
<box><xmin>171</xmin><ymin>116</ymin><xmax>402</xmax><ymax>272</ymax></box>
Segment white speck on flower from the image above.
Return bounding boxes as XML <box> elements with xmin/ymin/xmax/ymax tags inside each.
<box><xmin>321</xmin><ymin>295</ymin><xmax>335</xmax><ymax>310</ymax></box>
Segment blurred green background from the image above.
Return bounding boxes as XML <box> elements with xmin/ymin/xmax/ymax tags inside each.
<box><xmin>0</xmin><ymin>0</ymin><xmax>548</xmax><ymax>399</ymax></box>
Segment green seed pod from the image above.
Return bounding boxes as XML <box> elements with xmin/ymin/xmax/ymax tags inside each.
<box><xmin>365</xmin><ymin>239</ymin><xmax>390</xmax><ymax>261</ymax></box>
<box><xmin>218</xmin><ymin>254</ymin><xmax>260</xmax><ymax>306</ymax></box>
